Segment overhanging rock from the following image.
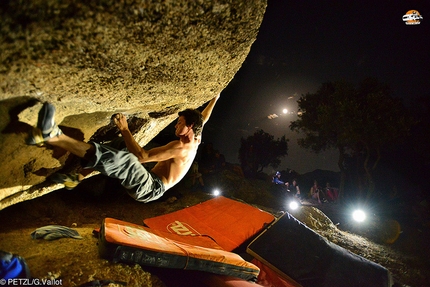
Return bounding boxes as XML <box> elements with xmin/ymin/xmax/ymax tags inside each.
<box><xmin>0</xmin><ymin>0</ymin><xmax>267</xmax><ymax>210</ymax></box>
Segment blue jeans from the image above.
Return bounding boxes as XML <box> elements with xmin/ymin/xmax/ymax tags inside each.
<box><xmin>83</xmin><ymin>142</ymin><xmax>165</xmax><ymax>203</ymax></box>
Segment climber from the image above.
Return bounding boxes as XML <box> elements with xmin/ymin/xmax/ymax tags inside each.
<box><xmin>26</xmin><ymin>94</ymin><xmax>220</xmax><ymax>203</ymax></box>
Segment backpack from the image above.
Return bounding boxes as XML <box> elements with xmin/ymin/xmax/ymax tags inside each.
<box><xmin>0</xmin><ymin>250</ymin><xmax>31</xmax><ymax>280</ymax></box>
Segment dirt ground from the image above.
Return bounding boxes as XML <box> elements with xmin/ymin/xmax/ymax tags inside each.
<box><xmin>1</xmin><ymin>170</ymin><xmax>429</xmax><ymax>287</ymax></box>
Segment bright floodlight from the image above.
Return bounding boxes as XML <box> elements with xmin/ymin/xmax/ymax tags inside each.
<box><xmin>289</xmin><ymin>201</ymin><xmax>299</xmax><ymax>210</ymax></box>
<box><xmin>352</xmin><ymin>209</ymin><xmax>366</xmax><ymax>222</ymax></box>
<box><xmin>213</xmin><ymin>189</ymin><xmax>220</xmax><ymax>196</ymax></box>
<box><xmin>282</xmin><ymin>108</ymin><xmax>288</xmax><ymax>114</ymax></box>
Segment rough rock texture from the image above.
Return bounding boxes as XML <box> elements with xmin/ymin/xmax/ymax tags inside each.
<box><xmin>0</xmin><ymin>0</ymin><xmax>267</xmax><ymax>210</ymax></box>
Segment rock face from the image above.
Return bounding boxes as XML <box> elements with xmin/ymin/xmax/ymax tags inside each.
<box><xmin>0</xmin><ymin>0</ymin><xmax>267</xmax><ymax>210</ymax></box>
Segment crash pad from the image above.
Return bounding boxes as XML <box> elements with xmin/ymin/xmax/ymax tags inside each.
<box><xmin>246</xmin><ymin>212</ymin><xmax>394</xmax><ymax>287</ymax></box>
<box><xmin>98</xmin><ymin>217</ymin><xmax>260</xmax><ymax>281</ymax></box>
<box><xmin>143</xmin><ymin>196</ymin><xmax>275</xmax><ymax>251</ymax></box>
<box><xmin>143</xmin><ymin>196</ymin><xmax>302</xmax><ymax>287</ymax></box>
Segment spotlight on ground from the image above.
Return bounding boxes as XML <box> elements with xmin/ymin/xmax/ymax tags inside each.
<box><xmin>288</xmin><ymin>200</ymin><xmax>299</xmax><ymax>211</ymax></box>
<box><xmin>283</xmin><ymin>108</ymin><xmax>288</xmax><ymax>114</ymax></box>
<box><xmin>352</xmin><ymin>209</ymin><xmax>366</xmax><ymax>223</ymax></box>
<box><xmin>213</xmin><ymin>189</ymin><xmax>221</xmax><ymax>196</ymax></box>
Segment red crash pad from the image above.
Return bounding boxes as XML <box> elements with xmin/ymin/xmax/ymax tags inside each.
<box><xmin>144</xmin><ymin>196</ymin><xmax>275</xmax><ymax>251</ymax></box>
<box><xmin>98</xmin><ymin>217</ymin><xmax>260</xmax><ymax>281</ymax></box>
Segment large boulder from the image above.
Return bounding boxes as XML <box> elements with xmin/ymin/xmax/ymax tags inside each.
<box><xmin>0</xmin><ymin>0</ymin><xmax>267</xmax><ymax>210</ymax></box>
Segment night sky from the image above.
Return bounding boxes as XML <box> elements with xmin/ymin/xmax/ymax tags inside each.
<box><xmin>202</xmin><ymin>0</ymin><xmax>430</xmax><ymax>174</ymax></box>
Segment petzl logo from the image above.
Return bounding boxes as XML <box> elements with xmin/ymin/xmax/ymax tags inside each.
<box><xmin>402</xmin><ymin>10</ymin><xmax>423</xmax><ymax>25</ymax></box>
<box><xmin>167</xmin><ymin>221</ymin><xmax>201</xmax><ymax>236</ymax></box>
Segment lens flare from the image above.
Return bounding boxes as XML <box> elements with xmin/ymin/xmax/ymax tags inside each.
<box><xmin>289</xmin><ymin>201</ymin><xmax>299</xmax><ymax>210</ymax></box>
<box><xmin>352</xmin><ymin>209</ymin><xmax>366</xmax><ymax>222</ymax></box>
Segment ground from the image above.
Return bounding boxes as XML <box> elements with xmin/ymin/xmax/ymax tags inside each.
<box><xmin>0</xmin><ymin>169</ymin><xmax>429</xmax><ymax>287</ymax></box>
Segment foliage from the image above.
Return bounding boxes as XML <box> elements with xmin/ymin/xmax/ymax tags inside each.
<box><xmin>238</xmin><ymin>129</ymin><xmax>288</xmax><ymax>177</ymax></box>
<box><xmin>290</xmin><ymin>78</ymin><xmax>415</xmax><ymax>199</ymax></box>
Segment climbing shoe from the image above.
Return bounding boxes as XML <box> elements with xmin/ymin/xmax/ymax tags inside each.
<box><xmin>50</xmin><ymin>173</ymin><xmax>80</xmax><ymax>190</ymax></box>
<box><xmin>26</xmin><ymin>102</ymin><xmax>62</xmax><ymax>146</ymax></box>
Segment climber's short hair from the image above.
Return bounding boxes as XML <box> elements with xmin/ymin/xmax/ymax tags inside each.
<box><xmin>178</xmin><ymin>109</ymin><xmax>204</xmax><ymax>137</ymax></box>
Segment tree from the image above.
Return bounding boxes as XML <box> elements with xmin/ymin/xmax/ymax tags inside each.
<box><xmin>238</xmin><ymin>129</ymin><xmax>288</xmax><ymax>177</ymax></box>
<box><xmin>290</xmin><ymin>78</ymin><xmax>414</xmax><ymax>200</ymax></box>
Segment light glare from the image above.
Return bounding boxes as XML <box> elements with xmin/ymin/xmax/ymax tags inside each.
<box><xmin>352</xmin><ymin>209</ymin><xmax>366</xmax><ymax>222</ymax></box>
<box><xmin>289</xmin><ymin>201</ymin><xmax>299</xmax><ymax>210</ymax></box>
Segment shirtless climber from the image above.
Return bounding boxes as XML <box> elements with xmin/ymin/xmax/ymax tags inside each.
<box><xmin>26</xmin><ymin>94</ymin><xmax>220</xmax><ymax>203</ymax></box>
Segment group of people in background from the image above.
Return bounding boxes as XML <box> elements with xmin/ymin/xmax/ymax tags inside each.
<box><xmin>272</xmin><ymin>171</ymin><xmax>339</xmax><ymax>204</ymax></box>
<box><xmin>272</xmin><ymin>171</ymin><xmax>302</xmax><ymax>200</ymax></box>
<box><xmin>310</xmin><ymin>180</ymin><xmax>339</xmax><ymax>204</ymax></box>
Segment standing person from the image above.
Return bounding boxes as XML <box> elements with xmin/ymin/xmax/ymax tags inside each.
<box><xmin>189</xmin><ymin>161</ymin><xmax>205</xmax><ymax>190</ymax></box>
<box><xmin>27</xmin><ymin>94</ymin><xmax>220</xmax><ymax>203</ymax></box>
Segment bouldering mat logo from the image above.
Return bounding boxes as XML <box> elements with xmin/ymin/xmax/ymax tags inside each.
<box><xmin>167</xmin><ymin>220</ymin><xmax>201</xmax><ymax>236</ymax></box>
<box><xmin>402</xmin><ymin>10</ymin><xmax>423</xmax><ymax>25</ymax></box>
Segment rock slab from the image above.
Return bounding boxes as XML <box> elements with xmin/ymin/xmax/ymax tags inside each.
<box><xmin>0</xmin><ymin>0</ymin><xmax>267</xmax><ymax>209</ymax></box>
